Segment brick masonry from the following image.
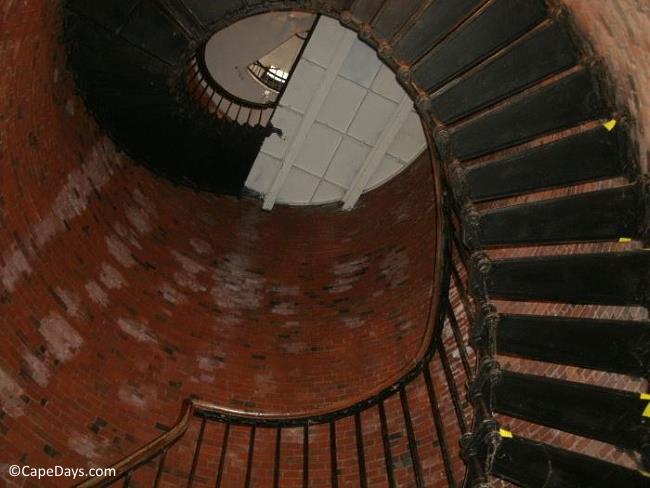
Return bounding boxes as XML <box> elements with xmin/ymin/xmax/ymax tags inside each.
<box><xmin>0</xmin><ymin>0</ymin><xmax>649</xmax><ymax>487</ymax></box>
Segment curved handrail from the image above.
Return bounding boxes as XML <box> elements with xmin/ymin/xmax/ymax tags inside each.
<box><xmin>248</xmin><ymin>61</ymin><xmax>285</xmax><ymax>93</ymax></box>
<box><xmin>195</xmin><ymin>44</ymin><xmax>276</xmax><ymax>111</ymax></box>
<box><xmin>76</xmin><ymin>399</ymin><xmax>196</xmax><ymax>487</ymax></box>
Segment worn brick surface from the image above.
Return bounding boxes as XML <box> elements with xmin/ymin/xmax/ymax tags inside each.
<box><xmin>1</xmin><ymin>0</ymin><xmax>649</xmax><ymax>487</ymax></box>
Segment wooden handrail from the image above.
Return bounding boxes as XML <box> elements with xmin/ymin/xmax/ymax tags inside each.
<box><xmin>75</xmin><ymin>399</ymin><xmax>196</xmax><ymax>487</ymax></box>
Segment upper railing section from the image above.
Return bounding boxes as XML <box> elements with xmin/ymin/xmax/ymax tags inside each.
<box><xmin>186</xmin><ymin>46</ymin><xmax>277</xmax><ymax>128</ymax></box>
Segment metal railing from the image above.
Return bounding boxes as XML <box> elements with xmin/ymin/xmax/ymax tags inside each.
<box><xmin>185</xmin><ymin>45</ymin><xmax>277</xmax><ymax>128</ymax></box>
<box><xmin>75</xmin><ymin>195</ymin><xmax>486</xmax><ymax>487</ymax></box>
<box><xmin>248</xmin><ymin>61</ymin><xmax>287</xmax><ymax>93</ymax></box>
<box><xmin>186</xmin><ymin>21</ymin><xmax>316</xmax><ymax>130</ymax></box>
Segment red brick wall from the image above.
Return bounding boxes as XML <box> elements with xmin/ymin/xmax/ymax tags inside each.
<box><xmin>563</xmin><ymin>0</ymin><xmax>650</xmax><ymax>173</ymax></box>
<box><xmin>0</xmin><ymin>1</ymin><xmax>441</xmax><ymax>485</ymax></box>
<box><xmin>2</xmin><ymin>0</ymin><xmax>649</xmax><ymax>487</ymax></box>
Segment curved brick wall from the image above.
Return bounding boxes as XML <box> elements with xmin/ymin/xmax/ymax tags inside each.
<box><xmin>1</xmin><ymin>1</ymin><xmax>649</xmax><ymax>487</ymax></box>
<box><xmin>564</xmin><ymin>0</ymin><xmax>650</xmax><ymax>173</ymax></box>
<box><xmin>0</xmin><ymin>0</ymin><xmax>438</xmax><ymax>482</ymax></box>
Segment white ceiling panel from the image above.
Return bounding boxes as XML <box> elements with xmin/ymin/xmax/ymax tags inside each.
<box><xmin>246</xmin><ymin>16</ymin><xmax>427</xmax><ymax>210</ymax></box>
<box><xmin>371</xmin><ymin>64</ymin><xmax>405</xmax><ymax>103</ymax></box>
<box><xmin>281</xmin><ymin>60</ymin><xmax>326</xmax><ymax>114</ymax></box>
<box><xmin>324</xmin><ymin>137</ymin><xmax>371</xmax><ymax>188</ymax></box>
<box><xmin>387</xmin><ymin>110</ymin><xmax>427</xmax><ymax>162</ymax></box>
<box><xmin>348</xmin><ymin>92</ymin><xmax>398</xmax><ymax>146</ymax></box>
<box><xmin>317</xmin><ymin>76</ymin><xmax>367</xmax><ymax>132</ymax></box>
<box><xmin>302</xmin><ymin>16</ymin><xmax>345</xmax><ymax>67</ymax></box>
<box><xmin>294</xmin><ymin>123</ymin><xmax>343</xmax><ymax>176</ymax></box>
<box><xmin>276</xmin><ymin>167</ymin><xmax>321</xmax><ymax>204</ymax></box>
<box><xmin>312</xmin><ymin>180</ymin><xmax>346</xmax><ymax>204</ymax></box>
<box><xmin>367</xmin><ymin>154</ymin><xmax>404</xmax><ymax>191</ymax></box>
<box><xmin>340</xmin><ymin>38</ymin><xmax>382</xmax><ymax>88</ymax></box>
<box><xmin>245</xmin><ymin>152</ymin><xmax>282</xmax><ymax>194</ymax></box>
<box><xmin>260</xmin><ymin>106</ymin><xmax>302</xmax><ymax>159</ymax></box>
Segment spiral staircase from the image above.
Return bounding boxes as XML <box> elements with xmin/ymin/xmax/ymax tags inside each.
<box><xmin>62</xmin><ymin>0</ymin><xmax>650</xmax><ymax>486</ymax></box>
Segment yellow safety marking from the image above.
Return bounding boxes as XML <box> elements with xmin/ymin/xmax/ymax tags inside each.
<box><xmin>603</xmin><ymin>119</ymin><xmax>617</xmax><ymax>131</ymax></box>
<box><xmin>641</xmin><ymin>393</ymin><xmax>650</xmax><ymax>400</ymax></box>
<box><xmin>499</xmin><ymin>428</ymin><xmax>513</xmax><ymax>438</ymax></box>
<box><xmin>618</xmin><ymin>237</ymin><xmax>632</xmax><ymax>243</ymax></box>
<box><xmin>640</xmin><ymin>470</ymin><xmax>650</xmax><ymax>478</ymax></box>
<box><xmin>643</xmin><ymin>403</ymin><xmax>650</xmax><ymax>418</ymax></box>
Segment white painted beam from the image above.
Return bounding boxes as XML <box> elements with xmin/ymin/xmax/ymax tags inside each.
<box><xmin>342</xmin><ymin>94</ymin><xmax>412</xmax><ymax>210</ymax></box>
<box><xmin>262</xmin><ymin>24</ymin><xmax>356</xmax><ymax>211</ymax></box>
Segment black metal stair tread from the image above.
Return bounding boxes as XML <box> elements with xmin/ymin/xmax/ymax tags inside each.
<box><xmin>486</xmin><ymin>251</ymin><xmax>650</xmax><ymax>306</ymax></box>
<box><xmin>448</xmin><ymin>69</ymin><xmax>608</xmax><ymax>161</ymax></box>
<box><xmin>65</xmin><ymin>0</ymin><xmax>140</xmax><ymax>33</ymax></box>
<box><xmin>494</xmin><ymin>435</ymin><xmax>650</xmax><ymax>488</ymax></box>
<box><xmin>496</xmin><ymin>314</ymin><xmax>650</xmax><ymax>377</ymax></box>
<box><xmin>370</xmin><ymin>0</ymin><xmax>422</xmax><ymax>40</ymax></box>
<box><xmin>473</xmin><ymin>183</ymin><xmax>643</xmax><ymax>246</ymax></box>
<box><xmin>393</xmin><ymin>0</ymin><xmax>484</xmax><ymax>65</ymax></box>
<box><xmin>350</xmin><ymin>0</ymin><xmax>384</xmax><ymax>24</ymax></box>
<box><xmin>177</xmin><ymin>0</ymin><xmax>245</xmax><ymax>28</ymax></box>
<box><xmin>412</xmin><ymin>0</ymin><xmax>547</xmax><ymax>93</ymax></box>
<box><xmin>119</xmin><ymin>1</ymin><xmax>193</xmax><ymax>66</ymax></box>
<box><xmin>493</xmin><ymin>370</ymin><xmax>650</xmax><ymax>451</ymax></box>
<box><xmin>464</xmin><ymin>125</ymin><xmax>626</xmax><ymax>201</ymax></box>
<box><xmin>429</xmin><ymin>20</ymin><xmax>578</xmax><ymax>124</ymax></box>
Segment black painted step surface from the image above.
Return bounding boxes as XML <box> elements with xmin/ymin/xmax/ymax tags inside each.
<box><xmin>494</xmin><ymin>371</ymin><xmax>650</xmax><ymax>451</ymax></box>
<box><xmin>177</xmin><ymin>0</ymin><xmax>245</xmax><ymax>27</ymax></box>
<box><xmin>474</xmin><ymin>184</ymin><xmax>643</xmax><ymax>246</ymax></box>
<box><xmin>119</xmin><ymin>0</ymin><xmax>193</xmax><ymax>65</ymax></box>
<box><xmin>494</xmin><ymin>436</ymin><xmax>650</xmax><ymax>488</ymax></box>
<box><xmin>429</xmin><ymin>20</ymin><xmax>578</xmax><ymax>124</ymax></box>
<box><xmin>464</xmin><ymin>126</ymin><xmax>625</xmax><ymax>202</ymax></box>
<box><xmin>412</xmin><ymin>0</ymin><xmax>547</xmax><ymax>93</ymax></box>
<box><xmin>350</xmin><ymin>0</ymin><xmax>384</xmax><ymax>24</ymax></box>
<box><xmin>486</xmin><ymin>251</ymin><xmax>650</xmax><ymax>306</ymax></box>
<box><xmin>497</xmin><ymin>314</ymin><xmax>650</xmax><ymax>377</ymax></box>
<box><xmin>448</xmin><ymin>69</ymin><xmax>608</xmax><ymax>161</ymax></box>
<box><xmin>371</xmin><ymin>0</ymin><xmax>422</xmax><ymax>40</ymax></box>
<box><xmin>394</xmin><ymin>0</ymin><xmax>483</xmax><ymax>64</ymax></box>
<box><xmin>65</xmin><ymin>0</ymin><xmax>141</xmax><ymax>32</ymax></box>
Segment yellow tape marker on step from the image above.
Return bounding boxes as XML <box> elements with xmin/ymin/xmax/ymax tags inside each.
<box><xmin>603</xmin><ymin>119</ymin><xmax>617</xmax><ymax>131</ymax></box>
<box><xmin>499</xmin><ymin>429</ymin><xmax>513</xmax><ymax>438</ymax></box>
<box><xmin>640</xmin><ymin>470</ymin><xmax>650</xmax><ymax>478</ymax></box>
<box><xmin>619</xmin><ymin>237</ymin><xmax>632</xmax><ymax>243</ymax></box>
<box><xmin>641</xmin><ymin>394</ymin><xmax>650</xmax><ymax>417</ymax></box>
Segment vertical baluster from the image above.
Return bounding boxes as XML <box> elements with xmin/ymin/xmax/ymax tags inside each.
<box><xmin>378</xmin><ymin>401</ymin><xmax>396</xmax><ymax>488</ymax></box>
<box><xmin>123</xmin><ymin>470</ymin><xmax>132</xmax><ymax>487</ymax></box>
<box><xmin>451</xmin><ymin>259</ymin><xmax>475</xmax><ymax>323</ymax></box>
<box><xmin>439</xmin><ymin>341</ymin><xmax>468</xmax><ymax>433</ymax></box>
<box><xmin>400</xmin><ymin>388</ymin><xmax>424</xmax><ymax>488</ymax></box>
<box><xmin>446</xmin><ymin>305</ymin><xmax>473</xmax><ymax>379</ymax></box>
<box><xmin>273</xmin><ymin>427</ymin><xmax>282</xmax><ymax>488</ymax></box>
<box><xmin>153</xmin><ymin>448</ymin><xmax>168</xmax><ymax>488</ymax></box>
<box><xmin>423</xmin><ymin>365</ymin><xmax>457</xmax><ymax>488</ymax></box>
<box><xmin>244</xmin><ymin>426</ymin><xmax>256</xmax><ymax>488</ymax></box>
<box><xmin>215</xmin><ymin>423</ymin><xmax>230</xmax><ymax>488</ymax></box>
<box><xmin>188</xmin><ymin>417</ymin><xmax>206</xmax><ymax>488</ymax></box>
<box><xmin>329</xmin><ymin>421</ymin><xmax>339</xmax><ymax>488</ymax></box>
<box><xmin>354</xmin><ymin>412</ymin><xmax>368</xmax><ymax>488</ymax></box>
<box><xmin>303</xmin><ymin>424</ymin><xmax>309</xmax><ymax>488</ymax></box>
<box><xmin>215</xmin><ymin>95</ymin><xmax>225</xmax><ymax>118</ymax></box>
